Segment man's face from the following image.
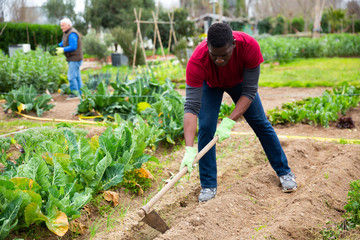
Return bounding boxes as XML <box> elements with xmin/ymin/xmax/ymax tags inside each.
<box><xmin>60</xmin><ymin>22</ymin><xmax>71</xmax><ymax>32</ymax></box>
<box><xmin>208</xmin><ymin>40</ymin><xmax>236</xmax><ymax>67</ymax></box>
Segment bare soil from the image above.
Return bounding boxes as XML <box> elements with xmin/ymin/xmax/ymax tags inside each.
<box><xmin>2</xmin><ymin>86</ymin><xmax>360</xmax><ymax>240</ymax></box>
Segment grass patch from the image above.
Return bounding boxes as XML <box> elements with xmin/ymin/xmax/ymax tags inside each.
<box><xmin>0</xmin><ymin>120</ymin><xmax>52</xmax><ymax>135</ymax></box>
<box><xmin>0</xmin><ymin>119</ymin><xmax>105</xmax><ymax>136</ymax></box>
<box><xmin>260</xmin><ymin>58</ymin><xmax>360</xmax><ymax>88</ymax></box>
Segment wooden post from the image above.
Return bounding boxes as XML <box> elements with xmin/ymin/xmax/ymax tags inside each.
<box><xmin>152</xmin><ymin>6</ymin><xmax>159</xmax><ymax>57</ymax></box>
<box><xmin>132</xmin><ymin>23</ymin><xmax>139</xmax><ymax>69</ymax></box>
<box><xmin>26</xmin><ymin>24</ymin><xmax>30</xmax><ymax>43</ymax></box>
<box><xmin>133</xmin><ymin>8</ymin><xmax>149</xmax><ymax>69</ymax></box>
<box><xmin>167</xmin><ymin>11</ymin><xmax>177</xmax><ymax>53</ymax></box>
<box><xmin>152</xmin><ymin>11</ymin><xmax>166</xmax><ymax>59</ymax></box>
<box><xmin>0</xmin><ymin>23</ymin><xmax>7</xmax><ymax>37</ymax></box>
<box><xmin>33</xmin><ymin>32</ymin><xmax>36</xmax><ymax>46</ymax></box>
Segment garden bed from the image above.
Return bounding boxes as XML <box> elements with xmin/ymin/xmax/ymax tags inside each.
<box><xmin>1</xmin><ymin>86</ymin><xmax>360</xmax><ymax>239</ymax></box>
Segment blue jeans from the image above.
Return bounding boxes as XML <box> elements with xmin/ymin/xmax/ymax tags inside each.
<box><xmin>198</xmin><ymin>81</ymin><xmax>291</xmax><ymax>188</ymax></box>
<box><xmin>68</xmin><ymin>60</ymin><xmax>83</xmax><ymax>95</ymax></box>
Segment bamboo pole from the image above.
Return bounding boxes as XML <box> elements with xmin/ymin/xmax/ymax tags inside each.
<box><xmin>152</xmin><ymin>11</ymin><xmax>165</xmax><ymax>59</ymax></box>
<box><xmin>167</xmin><ymin>11</ymin><xmax>177</xmax><ymax>53</ymax></box>
<box><xmin>152</xmin><ymin>7</ymin><xmax>159</xmax><ymax>57</ymax></box>
<box><xmin>0</xmin><ymin>23</ymin><xmax>7</xmax><ymax>37</ymax></box>
<box><xmin>134</xmin><ymin>8</ymin><xmax>149</xmax><ymax>69</ymax></box>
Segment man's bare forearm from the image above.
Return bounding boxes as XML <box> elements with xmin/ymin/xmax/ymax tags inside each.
<box><xmin>229</xmin><ymin>96</ymin><xmax>252</xmax><ymax>121</ymax></box>
<box><xmin>184</xmin><ymin>112</ymin><xmax>198</xmax><ymax>146</ymax></box>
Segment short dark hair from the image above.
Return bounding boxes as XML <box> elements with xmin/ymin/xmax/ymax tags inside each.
<box><xmin>207</xmin><ymin>23</ymin><xmax>233</xmax><ymax>48</ymax></box>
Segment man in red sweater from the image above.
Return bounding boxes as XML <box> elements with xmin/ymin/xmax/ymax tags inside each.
<box><xmin>180</xmin><ymin>23</ymin><xmax>297</xmax><ymax>202</ymax></box>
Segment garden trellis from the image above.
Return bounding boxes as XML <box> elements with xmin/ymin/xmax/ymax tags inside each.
<box><xmin>132</xmin><ymin>8</ymin><xmax>178</xmax><ymax>70</ymax></box>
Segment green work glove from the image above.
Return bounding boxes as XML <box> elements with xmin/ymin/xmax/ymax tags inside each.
<box><xmin>56</xmin><ymin>47</ymin><xmax>64</xmax><ymax>55</ymax></box>
<box><xmin>215</xmin><ymin>117</ymin><xmax>236</xmax><ymax>143</ymax></box>
<box><xmin>180</xmin><ymin>146</ymin><xmax>197</xmax><ymax>173</ymax></box>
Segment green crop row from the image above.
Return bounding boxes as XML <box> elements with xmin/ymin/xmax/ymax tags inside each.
<box><xmin>0</xmin><ymin>49</ymin><xmax>67</xmax><ymax>93</ymax></box>
<box><xmin>0</xmin><ymin>116</ymin><xmax>162</xmax><ymax>239</ymax></box>
<box><xmin>259</xmin><ymin>34</ymin><xmax>360</xmax><ymax>63</ymax></box>
<box><xmin>77</xmin><ymin>73</ymin><xmax>184</xmax><ymax>144</ymax></box>
<box><xmin>267</xmin><ymin>83</ymin><xmax>360</xmax><ymax>127</ymax></box>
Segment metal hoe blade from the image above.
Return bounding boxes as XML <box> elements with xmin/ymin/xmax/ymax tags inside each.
<box><xmin>141</xmin><ymin>210</ymin><xmax>169</xmax><ymax>233</ymax></box>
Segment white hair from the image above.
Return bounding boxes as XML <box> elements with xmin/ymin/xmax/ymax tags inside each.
<box><xmin>60</xmin><ymin>18</ymin><xmax>72</xmax><ymax>27</ymax></box>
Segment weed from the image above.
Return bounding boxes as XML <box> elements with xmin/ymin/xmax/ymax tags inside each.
<box><xmin>319</xmin><ymin>221</ymin><xmax>342</xmax><ymax>239</ymax></box>
<box><xmin>324</xmin><ymin>171</ymin><xmax>329</xmax><ymax>179</ymax></box>
<box><xmin>120</xmin><ymin>169</ymin><xmax>153</xmax><ymax>195</ymax></box>
<box><xmin>142</xmin><ymin>192</ymin><xmax>155</xmax><ymax>205</ymax></box>
<box><xmin>118</xmin><ymin>202</ymin><xmax>132</xmax><ymax>223</ymax></box>
<box><xmin>89</xmin><ymin>216</ymin><xmax>104</xmax><ymax>239</ymax></box>
<box><xmin>255</xmin><ymin>225</ymin><xmax>267</xmax><ymax>231</ymax></box>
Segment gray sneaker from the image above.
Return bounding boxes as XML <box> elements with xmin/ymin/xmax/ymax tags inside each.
<box><xmin>199</xmin><ymin>188</ymin><xmax>217</xmax><ymax>202</ymax></box>
<box><xmin>279</xmin><ymin>172</ymin><xmax>297</xmax><ymax>193</ymax></box>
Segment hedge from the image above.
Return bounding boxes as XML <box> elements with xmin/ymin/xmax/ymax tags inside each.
<box><xmin>0</xmin><ymin>22</ymin><xmax>62</xmax><ymax>55</ymax></box>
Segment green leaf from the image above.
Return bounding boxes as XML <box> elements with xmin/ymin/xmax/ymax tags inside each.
<box><xmin>0</xmin><ymin>197</ymin><xmax>22</xmax><ymax>240</ymax></box>
<box><xmin>71</xmin><ymin>187</ymin><xmax>92</xmax><ymax>212</ymax></box>
<box><xmin>101</xmin><ymin>162</ymin><xmax>125</xmax><ymax>190</ymax></box>
<box><xmin>53</xmin><ymin>153</ymin><xmax>75</xmax><ymax>178</ymax></box>
<box><xmin>63</xmin><ymin>130</ymin><xmax>79</xmax><ymax>161</ymax></box>
<box><xmin>16</xmin><ymin>157</ymin><xmax>41</xmax><ymax>180</ymax></box>
<box><xmin>10</xmin><ymin>177</ymin><xmax>41</xmax><ymax>192</ymax></box>
<box><xmin>92</xmin><ymin>153</ymin><xmax>112</xmax><ymax>187</ymax></box>
<box><xmin>52</xmin><ymin>161</ymin><xmax>67</xmax><ymax>187</ymax></box>
<box><xmin>24</xmin><ymin>202</ymin><xmax>69</xmax><ymax>236</ymax></box>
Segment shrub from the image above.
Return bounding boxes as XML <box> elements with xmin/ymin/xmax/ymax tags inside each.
<box><xmin>111</xmin><ymin>27</ymin><xmax>145</xmax><ymax>66</ymax></box>
<box><xmin>291</xmin><ymin>17</ymin><xmax>305</xmax><ymax>33</ymax></box>
<box><xmin>82</xmin><ymin>32</ymin><xmax>109</xmax><ymax>63</ymax></box>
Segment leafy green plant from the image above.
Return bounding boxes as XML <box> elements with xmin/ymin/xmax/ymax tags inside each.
<box><xmin>77</xmin><ymin>81</ymin><xmax>133</xmax><ymax>119</ymax></box>
<box><xmin>60</xmin><ymin>83</ymin><xmax>71</xmax><ymax>95</ymax></box>
<box><xmin>3</xmin><ymin>85</ymin><xmax>55</xmax><ymax>117</ymax></box>
<box><xmin>319</xmin><ymin>221</ymin><xmax>343</xmax><ymax>239</ymax></box>
<box><xmin>219</xmin><ymin>102</ymin><xmax>235</xmax><ymax>120</ymax></box>
<box><xmin>0</xmin><ymin>197</ymin><xmax>22</xmax><ymax>239</ymax></box>
<box><xmin>268</xmin><ymin>84</ymin><xmax>360</xmax><ymax>127</ymax></box>
<box><xmin>120</xmin><ymin>169</ymin><xmax>153</xmax><ymax>194</ymax></box>
<box><xmin>85</xmin><ymin>72</ymin><xmax>111</xmax><ymax>90</ymax></box>
<box><xmin>258</xmin><ymin>34</ymin><xmax>360</xmax><ymax>63</ymax></box>
<box><xmin>0</xmin><ymin>49</ymin><xmax>66</xmax><ymax>93</ymax></box>
<box><xmin>344</xmin><ymin>180</ymin><xmax>360</xmax><ymax>228</ymax></box>
<box><xmin>0</xmin><ymin>137</ymin><xmax>11</xmax><ymax>167</ymax></box>
<box><xmin>82</xmin><ymin>32</ymin><xmax>109</xmax><ymax>64</ymax></box>
<box><xmin>140</xmin><ymin>90</ymin><xmax>184</xmax><ymax>144</ymax></box>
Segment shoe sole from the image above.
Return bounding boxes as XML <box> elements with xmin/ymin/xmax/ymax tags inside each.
<box><xmin>282</xmin><ymin>186</ymin><xmax>297</xmax><ymax>193</ymax></box>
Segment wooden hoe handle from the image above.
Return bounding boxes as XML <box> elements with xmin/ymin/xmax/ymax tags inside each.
<box><xmin>138</xmin><ymin>135</ymin><xmax>219</xmax><ymax>217</ymax></box>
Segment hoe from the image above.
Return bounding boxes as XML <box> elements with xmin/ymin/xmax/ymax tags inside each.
<box><xmin>137</xmin><ymin>136</ymin><xmax>219</xmax><ymax>233</ymax></box>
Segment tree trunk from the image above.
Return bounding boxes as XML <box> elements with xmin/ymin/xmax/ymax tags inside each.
<box><xmin>313</xmin><ymin>0</ymin><xmax>325</xmax><ymax>38</ymax></box>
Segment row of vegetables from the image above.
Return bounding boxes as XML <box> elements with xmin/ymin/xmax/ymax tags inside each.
<box><xmin>268</xmin><ymin>83</ymin><xmax>360</xmax><ymax>127</ymax></box>
<box><xmin>0</xmin><ymin>116</ymin><xmax>163</xmax><ymax>238</ymax></box>
<box><xmin>0</xmin><ymin>74</ymin><xmax>186</xmax><ymax>238</ymax></box>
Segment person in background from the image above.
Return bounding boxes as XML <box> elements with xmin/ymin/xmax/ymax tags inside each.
<box><xmin>56</xmin><ymin>18</ymin><xmax>83</xmax><ymax>100</ymax></box>
<box><xmin>180</xmin><ymin>23</ymin><xmax>297</xmax><ymax>202</ymax></box>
